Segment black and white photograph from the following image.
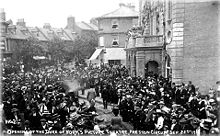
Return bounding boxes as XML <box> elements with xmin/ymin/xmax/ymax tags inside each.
<box><xmin>0</xmin><ymin>0</ymin><xmax>220</xmax><ymax>136</ymax></box>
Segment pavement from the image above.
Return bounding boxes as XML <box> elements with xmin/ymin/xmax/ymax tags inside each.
<box><xmin>63</xmin><ymin>80</ymin><xmax>113</xmax><ymax>113</ymax></box>
<box><xmin>78</xmin><ymin>88</ymin><xmax>113</xmax><ymax>113</ymax></box>
<box><xmin>78</xmin><ymin>90</ymin><xmax>114</xmax><ymax>124</ymax></box>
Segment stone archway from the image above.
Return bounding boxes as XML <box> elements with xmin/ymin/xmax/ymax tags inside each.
<box><xmin>145</xmin><ymin>61</ymin><xmax>159</xmax><ymax>76</ymax></box>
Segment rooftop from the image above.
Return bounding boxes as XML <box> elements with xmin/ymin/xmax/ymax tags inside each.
<box><xmin>97</xmin><ymin>3</ymin><xmax>139</xmax><ymax>19</ymax></box>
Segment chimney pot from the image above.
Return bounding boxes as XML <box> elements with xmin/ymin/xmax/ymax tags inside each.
<box><xmin>16</xmin><ymin>18</ymin><xmax>26</xmax><ymax>27</ymax></box>
<box><xmin>0</xmin><ymin>8</ymin><xmax>6</xmax><ymax>22</ymax></box>
<box><xmin>119</xmin><ymin>3</ymin><xmax>126</xmax><ymax>7</ymax></box>
<box><xmin>126</xmin><ymin>3</ymin><xmax>135</xmax><ymax>10</ymax></box>
<box><xmin>43</xmin><ymin>23</ymin><xmax>51</xmax><ymax>29</ymax></box>
<box><xmin>67</xmin><ymin>16</ymin><xmax>75</xmax><ymax>30</ymax></box>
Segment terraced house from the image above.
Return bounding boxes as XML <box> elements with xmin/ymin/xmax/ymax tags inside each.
<box><xmin>0</xmin><ymin>9</ymin><xmax>98</xmax><ymax>69</ymax></box>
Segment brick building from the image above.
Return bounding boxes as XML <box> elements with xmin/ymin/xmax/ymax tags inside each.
<box><xmin>89</xmin><ymin>3</ymin><xmax>138</xmax><ymax>66</ymax></box>
<box><xmin>125</xmin><ymin>0</ymin><xmax>220</xmax><ymax>93</ymax></box>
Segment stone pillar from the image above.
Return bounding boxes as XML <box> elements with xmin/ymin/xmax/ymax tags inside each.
<box><xmin>125</xmin><ymin>50</ymin><xmax>129</xmax><ymax>68</ymax></box>
<box><xmin>166</xmin><ymin>0</ymin><xmax>185</xmax><ymax>84</ymax></box>
<box><xmin>130</xmin><ymin>51</ymin><xmax>136</xmax><ymax>77</ymax></box>
<box><xmin>136</xmin><ymin>51</ymin><xmax>145</xmax><ymax>77</ymax></box>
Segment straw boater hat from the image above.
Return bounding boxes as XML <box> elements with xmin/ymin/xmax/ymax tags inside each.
<box><xmin>21</xmin><ymin>86</ymin><xmax>27</xmax><ymax>91</ymax></box>
<box><xmin>155</xmin><ymin>109</ymin><xmax>165</xmax><ymax>115</ymax></box>
<box><xmin>51</xmin><ymin>114</ymin><xmax>60</xmax><ymax>120</ymax></box>
<box><xmin>158</xmin><ymin>100</ymin><xmax>165</xmax><ymax>105</ymax></box>
<box><xmin>40</xmin><ymin>118</ymin><xmax>47</xmax><ymax>122</ymax></box>
<box><xmin>11</xmin><ymin>108</ymin><xmax>19</xmax><ymax>112</ymax></box>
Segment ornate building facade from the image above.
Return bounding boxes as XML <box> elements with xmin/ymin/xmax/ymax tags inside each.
<box><xmin>125</xmin><ymin>0</ymin><xmax>220</xmax><ymax>93</ymax></box>
<box><xmin>126</xmin><ymin>0</ymin><xmax>166</xmax><ymax>78</ymax></box>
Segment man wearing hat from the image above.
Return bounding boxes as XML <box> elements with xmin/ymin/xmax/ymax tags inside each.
<box><xmin>24</xmin><ymin>120</ymin><xmax>31</xmax><ymax>130</ymax></box>
<box><xmin>119</xmin><ymin>95</ymin><xmax>127</xmax><ymax>122</ymax></box>
<box><xmin>144</xmin><ymin>111</ymin><xmax>157</xmax><ymax>131</ymax></box>
<box><xmin>39</xmin><ymin>118</ymin><xmax>48</xmax><ymax>130</ymax></box>
<box><xmin>155</xmin><ymin>109</ymin><xmax>165</xmax><ymax>131</ymax></box>
<box><xmin>57</xmin><ymin>102</ymin><xmax>69</xmax><ymax>128</ymax></box>
<box><xmin>101</xmin><ymin>84</ymin><xmax>109</xmax><ymax>109</ymax></box>
<box><xmin>110</xmin><ymin>106</ymin><xmax>124</xmax><ymax>130</ymax></box>
<box><xmin>124</xmin><ymin>94</ymin><xmax>134</xmax><ymax>123</ymax></box>
<box><xmin>133</xmin><ymin>106</ymin><xmax>146</xmax><ymax>130</ymax></box>
<box><xmin>189</xmin><ymin>95</ymin><xmax>199</xmax><ymax>117</ymax></box>
<box><xmin>28</xmin><ymin>107</ymin><xmax>42</xmax><ymax>130</ymax></box>
<box><xmin>188</xmin><ymin>81</ymin><xmax>196</xmax><ymax>95</ymax></box>
<box><xmin>170</xmin><ymin>117</ymin><xmax>181</xmax><ymax>132</ymax></box>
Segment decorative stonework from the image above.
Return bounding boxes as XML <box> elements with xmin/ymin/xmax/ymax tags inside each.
<box><xmin>167</xmin><ymin>0</ymin><xmax>185</xmax><ymax>84</ymax></box>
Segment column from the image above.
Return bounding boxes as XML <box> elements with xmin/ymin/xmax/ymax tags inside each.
<box><xmin>130</xmin><ymin>51</ymin><xmax>136</xmax><ymax>77</ymax></box>
<box><xmin>136</xmin><ymin>51</ymin><xmax>145</xmax><ymax>77</ymax></box>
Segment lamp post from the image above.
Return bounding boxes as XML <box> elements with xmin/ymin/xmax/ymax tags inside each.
<box><xmin>162</xmin><ymin>0</ymin><xmax>167</xmax><ymax>77</ymax></box>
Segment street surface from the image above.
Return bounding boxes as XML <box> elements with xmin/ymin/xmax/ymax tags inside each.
<box><xmin>64</xmin><ymin>80</ymin><xmax>115</xmax><ymax>123</ymax></box>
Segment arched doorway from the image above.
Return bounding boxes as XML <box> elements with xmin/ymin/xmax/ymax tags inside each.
<box><xmin>145</xmin><ymin>61</ymin><xmax>159</xmax><ymax>76</ymax></box>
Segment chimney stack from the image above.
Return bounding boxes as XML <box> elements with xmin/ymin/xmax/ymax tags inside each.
<box><xmin>119</xmin><ymin>3</ymin><xmax>126</xmax><ymax>7</ymax></box>
<box><xmin>43</xmin><ymin>23</ymin><xmax>51</xmax><ymax>29</ymax></box>
<box><xmin>126</xmin><ymin>3</ymin><xmax>135</xmax><ymax>10</ymax></box>
<box><xmin>16</xmin><ymin>18</ymin><xmax>26</xmax><ymax>27</ymax></box>
<box><xmin>67</xmin><ymin>16</ymin><xmax>75</xmax><ymax>30</ymax></box>
<box><xmin>119</xmin><ymin>3</ymin><xmax>135</xmax><ymax>10</ymax></box>
<box><xmin>0</xmin><ymin>8</ymin><xmax>6</xmax><ymax>22</ymax></box>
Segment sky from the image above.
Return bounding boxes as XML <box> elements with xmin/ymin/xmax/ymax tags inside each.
<box><xmin>1</xmin><ymin>0</ymin><xmax>139</xmax><ymax>28</ymax></box>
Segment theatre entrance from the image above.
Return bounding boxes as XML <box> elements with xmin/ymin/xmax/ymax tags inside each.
<box><xmin>145</xmin><ymin>61</ymin><xmax>159</xmax><ymax>76</ymax></box>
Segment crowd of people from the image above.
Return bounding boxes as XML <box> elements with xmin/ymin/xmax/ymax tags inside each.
<box><xmin>1</xmin><ymin>63</ymin><xmax>220</xmax><ymax>135</ymax></box>
<box><xmin>78</xmin><ymin>64</ymin><xmax>219</xmax><ymax>134</ymax></box>
<box><xmin>1</xmin><ymin>65</ymin><xmax>82</xmax><ymax>132</ymax></box>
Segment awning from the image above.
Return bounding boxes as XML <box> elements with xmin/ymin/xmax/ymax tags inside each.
<box><xmin>105</xmin><ymin>48</ymin><xmax>126</xmax><ymax>60</ymax></box>
<box><xmin>89</xmin><ymin>48</ymin><xmax>103</xmax><ymax>60</ymax></box>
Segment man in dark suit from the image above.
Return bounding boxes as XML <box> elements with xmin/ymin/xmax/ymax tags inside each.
<box><xmin>101</xmin><ymin>84</ymin><xmax>109</xmax><ymax>109</ymax></box>
<box><xmin>190</xmin><ymin>95</ymin><xmax>199</xmax><ymax>117</ymax></box>
<box><xmin>28</xmin><ymin>107</ymin><xmax>42</xmax><ymax>130</ymax></box>
<box><xmin>188</xmin><ymin>81</ymin><xmax>196</xmax><ymax>95</ymax></box>
<box><xmin>175</xmin><ymin>87</ymin><xmax>182</xmax><ymax>105</ymax></box>
<box><xmin>170</xmin><ymin>82</ymin><xmax>176</xmax><ymax>100</ymax></box>
<box><xmin>39</xmin><ymin>118</ymin><xmax>49</xmax><ymax>130</ymax></box>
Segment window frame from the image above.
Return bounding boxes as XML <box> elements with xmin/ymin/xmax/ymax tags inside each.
<box><xmin>112</xmin><ymin>19</ymin><xmax>119</xmax><ymax>29</ymax></box>
<box><xmin>112</xmin><ymin>35</ymin><xmax>119</xmax><ymax>46</ymax></box>
<box><xmin>99</xmin><ymin>36</ymin><xmax>104</xmax><ymax>47</ymax></box>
